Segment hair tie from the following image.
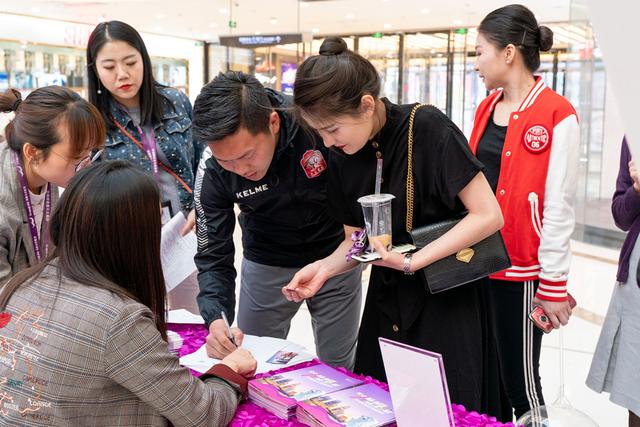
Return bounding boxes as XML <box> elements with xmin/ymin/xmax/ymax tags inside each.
<box><xmin>11</xmin><ymin>99</ymin><xmax>21</xmax><ymax>112</ymax></box>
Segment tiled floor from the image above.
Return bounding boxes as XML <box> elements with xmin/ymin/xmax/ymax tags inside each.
<box><xmin>221</xmin><ymin>215</ymin><xmax>628</xmax><ymax>426</ymax></box>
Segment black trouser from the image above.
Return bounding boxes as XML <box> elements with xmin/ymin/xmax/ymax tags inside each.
<box><xmin>488</xmin><ymin>279</ymin><xmax>545</xmax><ymax>420</ymax></box>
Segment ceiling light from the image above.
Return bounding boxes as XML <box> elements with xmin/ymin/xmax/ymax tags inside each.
<box><xmin>312</xmin><ymin>28</ymin><xmax>320</xmax><ymax>34</ymax></box>
<box><xmin>421</xmin><ymin>8</ymin><xmax>430</xmax><ymax>14</ymax></box>
<box><xmin>384</xmin><ymin>23</ymin><xmax>392</xmax><ymax>29</ymax></box>
<box><xmin>453</xmin><ymin>19</ymin><xmax>463</xmax><ymax>25</ymax></box>
<box><xmin>255</xmin><ymin>31</ymin><xmax>262</xmax><ymax>35</ymax></box>
<box><xmin>345</xmin><ymin>13</ymin><xmax>355</xmax><ymax>20</ymax></box>
<box><xmin>155</xmin><ymin>13</ymin><xmax>165</xmax><ymax>19</ymax></box>
<box><xmin>269</xmin><ymin>17</ymin><xmax>278</xmax><ymax>24</ymax></box>
<box><xmin>219</xmin><ymin>8</ymin><xmax>229</xmax><ymax>15</ymax></box>
<box><xmin>209</xmin><ymin>23</ymin><xmax>218</xmax><ymax>28</ymax></box>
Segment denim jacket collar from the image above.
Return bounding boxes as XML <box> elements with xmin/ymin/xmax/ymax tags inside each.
<box><xmin>108</xmin><ymin>93</ymin><xmax>179</xmax><ymax>132</ymax></box>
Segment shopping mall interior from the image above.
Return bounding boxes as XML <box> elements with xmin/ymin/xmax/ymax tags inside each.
<box><xmin>0</xmin><ymin>0</ymin><xmax>630</xmax><ymax>425</ymax></box>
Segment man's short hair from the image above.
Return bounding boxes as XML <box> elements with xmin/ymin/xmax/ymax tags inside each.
<box><xmin>192</xmin><ymin>71</ymin><xmax>273</xmax><ymax>143</ymax></box>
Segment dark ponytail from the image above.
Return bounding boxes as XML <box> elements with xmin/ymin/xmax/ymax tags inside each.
<box><xmin>294</xmin><ymin>36</ymin><xmax>380</xmax><ymax>122</ymax></box>
<box><xmin>478</xmin><ymin>4</ymin><xmax>553</xmax><ymax>72</ymax></box>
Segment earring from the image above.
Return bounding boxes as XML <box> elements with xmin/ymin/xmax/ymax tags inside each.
<box><xmin>97</xmin><ymin>80</ymin><xmax>103</xmax><ymax>95</ymax></box>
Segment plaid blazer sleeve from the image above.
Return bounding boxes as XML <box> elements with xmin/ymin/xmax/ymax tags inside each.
<box><xmin>104</xmin><ymin>301</ymin><xmax>242</xmax><ymax>426</ymax></box>
<box><xmin>0</xmin><ymin>223</ymin><xmax>12</xmax><ymax>285</ymax></box>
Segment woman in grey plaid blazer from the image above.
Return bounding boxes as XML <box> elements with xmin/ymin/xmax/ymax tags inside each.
<box><xmin>0</xmin><ymin>86</ymin><xmax>104</xmax><ymax>285</ymax></box>
<box><xmin>0</xmin><ymin>161</ymin><xmax>256</xmax><ymax>426</ymax></box>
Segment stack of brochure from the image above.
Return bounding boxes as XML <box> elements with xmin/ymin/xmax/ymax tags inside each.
<box><xmin>248</xmin><ymin>364</ymin><xmax>364</xmax><ymax>420</ymax></box>
<box><xmin>296</xmin><ymin>383</ymin><xmax>396</xmax><ymax>427</ymax></box>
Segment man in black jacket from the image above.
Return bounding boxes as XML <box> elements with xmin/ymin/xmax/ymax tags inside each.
<box><xmin>191</xmin><ymin>71</ymin><xmax>361</xmax><ymax>369</ymax></box>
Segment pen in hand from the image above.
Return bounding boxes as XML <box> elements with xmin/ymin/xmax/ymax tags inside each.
<box><xmin>220</xmin><ymin>311</ymin><xmax>238</xmax><ymax>348</ymax></box>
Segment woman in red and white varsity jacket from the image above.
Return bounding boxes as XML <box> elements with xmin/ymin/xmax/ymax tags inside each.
<box><xmin>470</xmin><ymin>5</ymin><xmax>580</xmax><ymax>420</ymax></box>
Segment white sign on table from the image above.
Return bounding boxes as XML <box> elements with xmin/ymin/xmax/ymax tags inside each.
<box><xmin>379</xmin><ymin>338</ymin><xmax>454</xmax><ymax>427</ymax></box>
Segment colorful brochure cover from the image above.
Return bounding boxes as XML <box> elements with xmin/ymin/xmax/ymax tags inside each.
<box><xmin>297</xmin><ymin>383</ymin><xmax>395</xmax><ymax>427</ymax></box>
<box><xmin>249</xmin><ymin>364</ymin><xmax>363</xmax><ymax>408</ymax></box>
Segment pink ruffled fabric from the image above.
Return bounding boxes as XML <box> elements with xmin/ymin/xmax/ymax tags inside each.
<box><xmin>169</xmin><ymin>324</ymin><xmax>518</xmax><ymax>426</ymax></box>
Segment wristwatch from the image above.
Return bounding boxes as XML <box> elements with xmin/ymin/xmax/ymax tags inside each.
<box><xmin>403</xmin><ymin>253</ymin><xmax>414</xmax><ymax>275</ymax></box>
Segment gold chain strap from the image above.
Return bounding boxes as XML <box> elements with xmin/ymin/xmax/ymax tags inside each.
<box><xmin>406</xmin><ymin>103</ymin><xmax>430</xmax><ymax>233</ymax></box>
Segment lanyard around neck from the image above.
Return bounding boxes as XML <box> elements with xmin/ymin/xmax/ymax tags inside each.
<box><xmin>110</xmin><ymin>114</ymin><xmax>193</xmax><ymax>194</ymax></box>
<box><xmin>111</xmin><ymin>115</ymin><xmax>159</xmax><ymax>178</ymax></box>
<box><xmin>10</xmin><ymin>150</ymin><xmax>51</xmax><ymax>261</ymax></box>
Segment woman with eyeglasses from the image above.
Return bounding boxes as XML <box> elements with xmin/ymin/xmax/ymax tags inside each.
<box><xmin>0</xmin><ymin>86</ymin><xmax>105</xmax><ymax>285</ymax></box>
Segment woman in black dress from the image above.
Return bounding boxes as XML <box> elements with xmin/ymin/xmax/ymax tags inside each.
<box><xmin>282</xmin><ymin>37</ymin><xmax>504</xmax><ymax>413</ymax></box>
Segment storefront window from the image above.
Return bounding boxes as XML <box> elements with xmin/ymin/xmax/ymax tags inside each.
<box><xmin>152</xmin><ymin>57</ymin><xmax>189</xmax><ymax>94</ymax></box>
<box><xmin>357</xmin><ymin>35</ymin><xmax>400</xmax><ymax>103</ymax></box>
<box><xmin>0</xmin><ymin>39</ymin><xmax>189</xmax><ymax>99</ymax></box>
<box><xmin>209</xmin><ymin>40</ymin><xmax>315</xmax><ymax>95</ymax></box>
<box><xmin>403</xmin><ymin>33</ymin><xmax>449</xmax><ymax>111</ymax></box>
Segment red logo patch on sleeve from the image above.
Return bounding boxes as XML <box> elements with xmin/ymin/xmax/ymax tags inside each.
<box><xmin>300</xmin><ymin>150</ymin><xmax>327</xmax><ymax>179</ymax></box>
<box><xmin>523</xmin><ymin>125</ymin><xmax>551</xmax><ymax>154</ymax></box>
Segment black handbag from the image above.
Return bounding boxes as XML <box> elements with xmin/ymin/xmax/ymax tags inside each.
<box><xmin>405</xmin><ymin>104</ymin><xmax>511</xmax><ymax>293</ymax></box>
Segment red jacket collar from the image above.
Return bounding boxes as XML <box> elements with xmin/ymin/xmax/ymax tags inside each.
<box><xmin>487</xmin><ymin>76</ymin><xmax>546</xmax><ymax>113</ymax></box>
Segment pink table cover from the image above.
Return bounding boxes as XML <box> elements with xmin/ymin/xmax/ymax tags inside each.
<box><xmin>169</xmin><ymin>323</ymin><xmax>517</xmax><ymax>427</ymax></box>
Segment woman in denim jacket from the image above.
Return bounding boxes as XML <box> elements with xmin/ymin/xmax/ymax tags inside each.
<box><xmin>86</xmin><ymin>20</ymin><xmax>204</xmax><ymax>222</ymax></box>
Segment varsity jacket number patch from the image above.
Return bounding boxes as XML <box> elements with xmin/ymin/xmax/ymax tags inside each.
<box><xmin>523</xmin><ymin>125</ymin><xmax>551</xmax><ymax>154</ymax></box>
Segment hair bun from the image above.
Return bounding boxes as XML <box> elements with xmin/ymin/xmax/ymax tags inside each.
<box><xmin>538</xmin><ymin>26</ymin><xmax>553</xmax><ymax>52</ymax></box>
<box><xmin>319</xmin><ymin>37</ymin><xmax>349</xmax><ymax>56</ymax></box>
<box><xmin>0</xmin><ymin>88</ymin><xmax>22</xmax><ymax>114</ymax></box>
<box><xmin>11</xmin><ymin>98</ymin><xmax>22</xmax><ymax>112</ymax></box>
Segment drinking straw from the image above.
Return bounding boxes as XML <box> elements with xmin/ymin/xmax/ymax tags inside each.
<box><xmin>372</xmin><ymin>158</ymin><xmax>383</xmax><ymax>240</ymax></box>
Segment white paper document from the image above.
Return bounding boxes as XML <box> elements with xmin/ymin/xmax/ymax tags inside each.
<box><xmin>167</xmin><ymin>309</ymin><xmax>204</xmax><ymax>325</ymax></box>
<box><xmin>379</xmin><ymin>338</ymin><xmax>454</xmax><ymax>427</ymax></box>
<box><xmin>180</xmin><ymin>335</ymin><xmax>314</xmax><ymax>374</ymax></box>
<box><xmin>161</xmin><ymin>213</ymin><xmax>198</xmax><ymax>292</ymax></box>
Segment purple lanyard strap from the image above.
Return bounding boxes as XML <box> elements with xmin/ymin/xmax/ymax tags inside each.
<box><xmin>10</xmin><ymin>151</ymin><xmax>51</xmax><ymax>262</ymax></box>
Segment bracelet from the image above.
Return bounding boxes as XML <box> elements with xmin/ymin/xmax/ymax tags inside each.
<box><xmin>403</xmin><ymin>253</ymin><xmax>414</xmax><ymax>275</ymax></box>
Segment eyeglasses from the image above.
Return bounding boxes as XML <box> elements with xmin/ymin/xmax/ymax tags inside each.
<box><xmin>50</xmin><ymin>148</ymin><xmax>104</xmax><ymax>172</ymax></box>
<box><xmin>76</xmin><ymin>149</ymin><xmax>104</xmax><ymax>171</ymax></box>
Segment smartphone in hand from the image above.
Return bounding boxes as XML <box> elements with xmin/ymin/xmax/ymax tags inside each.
<box><xmin>528</xmin><ymin>293</ymin><xmax>577</xmax><ymax>333</ymax></box>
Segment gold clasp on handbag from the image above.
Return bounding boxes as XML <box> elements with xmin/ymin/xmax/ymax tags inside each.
<box><xmin>456</xmin><ymin>248</ymin><xmax>475</xmax><ymax>263</ymax></box>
